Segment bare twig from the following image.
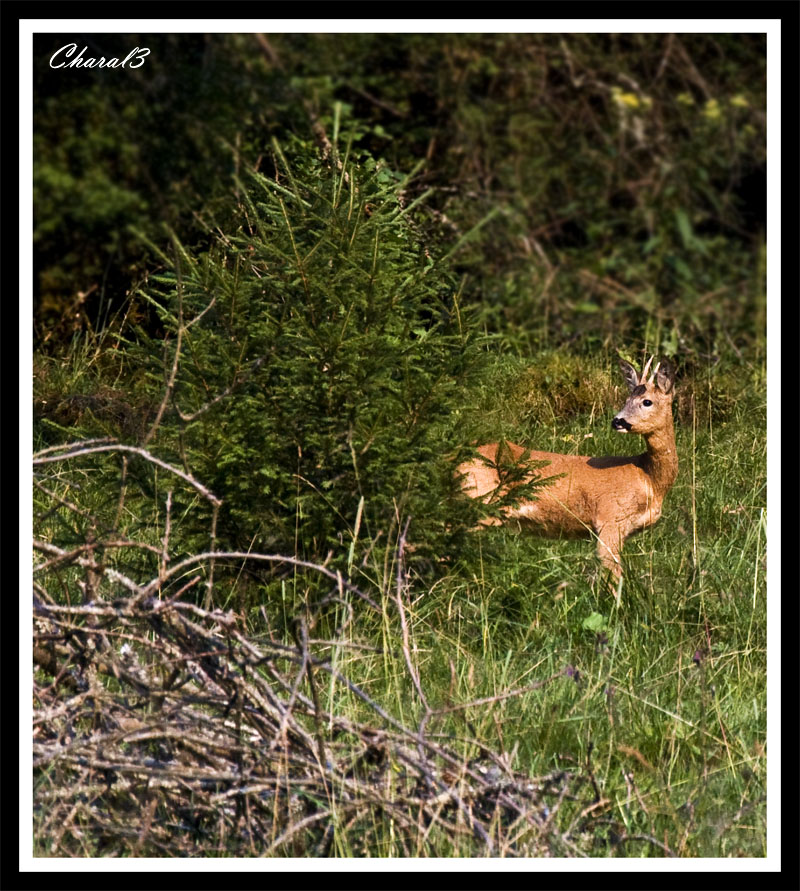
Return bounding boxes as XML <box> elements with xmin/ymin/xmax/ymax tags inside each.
<box><xmin>142</xmin><ymin>244</ymin><xmax>184</xmax><ymax>446</ymax></box>
<box><xmin>33</xmin><ymin>443</ymin><xmax>222</xmax><ymax>508</ymax></box>
<box><xmin>394</xmin><ymin>517</ymin><xmax>428</xmax><ymax>709</ymax></box>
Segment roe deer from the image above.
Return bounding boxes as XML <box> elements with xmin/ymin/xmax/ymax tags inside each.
<box><xmin>457</xmin><ymin>356</ymin><xmax>677</xmax><ymax>581</ymax></box>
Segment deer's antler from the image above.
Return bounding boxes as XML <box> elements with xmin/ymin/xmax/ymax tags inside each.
<box><xmin>639</xmin><ymin>355</ymin><xmax>654</xmax><ymax>384</ymax></box>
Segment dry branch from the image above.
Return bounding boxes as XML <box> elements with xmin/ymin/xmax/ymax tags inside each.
<box><xmin>32</xmin><ymin>440</ymin><xmax>609</xmax><ymax>858</ymax></box>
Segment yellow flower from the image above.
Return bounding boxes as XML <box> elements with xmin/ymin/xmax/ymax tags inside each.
<box><xmin>702</xmin><ymin>98</ymin><xmax>721</xmax><ymax>120</ymax></box>
<box><xmin>677</xmin><ymin>92</ymin><xmax>695</xmax><ymax>106</ymax></box>
<box><xmin>619</xmin><ymin>92</ymin><xmax>641</xmax><ymax>109</ymax></box>
<box><xmin>729</xmin><ymin>94</ymin><xmax>749</xmax><ymax>108</ymax></box>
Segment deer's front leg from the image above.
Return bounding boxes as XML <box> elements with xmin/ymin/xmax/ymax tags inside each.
<box><xmin>595</xmin><ymin>528</ymin><xmax>623</xmax><ymax>579</ymax></box>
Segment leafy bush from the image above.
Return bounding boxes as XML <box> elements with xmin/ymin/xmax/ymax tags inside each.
<box><xmin>130</xmin><ymin>139</ymin><xmax>485</xmax><ymax>580</ymax></box>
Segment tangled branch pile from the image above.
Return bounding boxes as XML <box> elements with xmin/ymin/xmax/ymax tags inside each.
<box><xmin>32</xmin><ymin>441</ymin><xmax>654</xmax><ymax>858</ymax></box>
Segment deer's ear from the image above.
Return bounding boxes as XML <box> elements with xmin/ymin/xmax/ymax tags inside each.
<box><xmin>655</xmin><ymin>359</ymin><xmax>676</xmax><ymax>394</ymax></box>
<box><xmin>619</xmin><ymin>360</ymin><xmax>639</xmax><ymax>393</ymax></box>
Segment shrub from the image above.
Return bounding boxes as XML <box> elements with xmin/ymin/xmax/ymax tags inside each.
<box><xmin>131</xmin><ymin>138</ymin><xmax>485</xmax><ymax>583</ymax></box>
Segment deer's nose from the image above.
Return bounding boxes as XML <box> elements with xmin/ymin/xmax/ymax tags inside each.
<box><xmin>612</xmin><ymin>416</ymin><xmax>631</xmax><ymax>431</ymax></box>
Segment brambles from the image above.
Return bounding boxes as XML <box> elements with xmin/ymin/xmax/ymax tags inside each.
<box><xmin>33</xmin><ymin>442</ymin><xmax>611</xmax><ymax>858</ymax></box>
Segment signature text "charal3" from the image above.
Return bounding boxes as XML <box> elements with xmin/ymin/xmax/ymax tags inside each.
<box><xmin>50</xmin><ymin>43</ymin><xmax>150</xmax><ymax>70</ymax></box>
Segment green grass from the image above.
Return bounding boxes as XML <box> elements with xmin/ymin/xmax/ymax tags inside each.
<box><xmin>32</xmin><ymin>347</ymin><xmax>766</xmax><ymax>858</ymax></box>
<box><xmin>305</xmin><ymin>352</ymin><xmax>768</xmax><ymax>857</ymax></box>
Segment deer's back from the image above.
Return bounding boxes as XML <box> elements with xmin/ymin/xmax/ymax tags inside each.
<box><xmin>458</xmin><ymin>442</ymin><xmax>658</xmax><ymax>539</ymax></box>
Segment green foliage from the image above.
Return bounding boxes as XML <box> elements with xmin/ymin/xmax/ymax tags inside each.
<box><xmin>260</xmin><ymin>34</ymin><xmax>765</xmax><ymax>354</ymax></box>
<box><xmin>32</xmin><ymin>33</ymin><xmax>768</xmax><ymax>858</ymax></box>
<box><xmin>34</xmin><ymin>34</ymin><xmax>765</xmax><ymax>359</ymax></box>
<box><xmin>33</xmin><ymin>34</ymin><xmax>284</xmax><ymax>345</ymax></box>
<box><xmin>131</xmin><ymin>140</ymin><xmax>484</xmax><ymax>575</ymax></box>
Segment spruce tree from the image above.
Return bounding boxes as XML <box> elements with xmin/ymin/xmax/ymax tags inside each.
<box><xmin>133</xmin><ymin>137</ymin><xmax>484</xmax><ymax>597</ymax></box>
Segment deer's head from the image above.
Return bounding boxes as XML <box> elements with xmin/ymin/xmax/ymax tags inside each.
<box><xmin>612</xmin><ymin>356</ymin><xmax>676</xmax><ymax>436</ymax></box>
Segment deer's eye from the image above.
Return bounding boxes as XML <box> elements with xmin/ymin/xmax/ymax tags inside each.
<box><xmin>642</xmin><ymin>399</ymin><xmax>653</xmax><ymax>407</ymax></box>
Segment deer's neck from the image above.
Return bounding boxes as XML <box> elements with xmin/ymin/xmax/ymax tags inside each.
<box><xmin>641</xmin><ymin>420</ymin><xmax>678</xmax><ymax>497</ymax></box>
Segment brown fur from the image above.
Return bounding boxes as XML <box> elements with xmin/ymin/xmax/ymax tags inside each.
<box><xmin>458</xmin><ymin>357</ymin><xmax>677</xmax><ymax>580</ymax></box>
